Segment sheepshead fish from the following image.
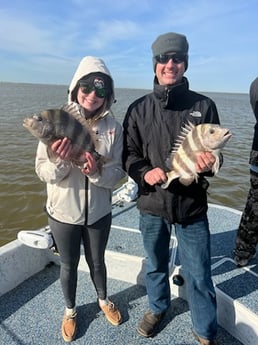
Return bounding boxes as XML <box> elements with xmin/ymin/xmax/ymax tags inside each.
<box><xmin>161</xmin><ymin>122</ymin><xmax>232</xmax><ymax>189</ymax></box>
<box><xmin>23</xmin><ymin>102</ymin><xmax>104</xmax><ymax>168</ymax></box>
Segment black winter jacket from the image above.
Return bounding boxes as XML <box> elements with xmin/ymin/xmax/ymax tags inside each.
<box><xmin>249</xmin><ymin>77</ymin><xmax>258</xmax><ymax>166</ymax></box>
<box><xmin>123</xmin><ymin>77</ymin><xmax>221</xmax><ymax>224</ymax></box>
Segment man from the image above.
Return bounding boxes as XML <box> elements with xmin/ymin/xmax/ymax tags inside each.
<box><xmin>123</xmin><ymin>32</ymin><xmax>220</xmax><ymax>345</ymax></box>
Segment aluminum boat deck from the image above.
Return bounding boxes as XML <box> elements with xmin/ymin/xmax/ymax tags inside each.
<box><xmin>0</xmin><ymin>201</ymin><xmax>257</xmax><ymax>344</ymax></box>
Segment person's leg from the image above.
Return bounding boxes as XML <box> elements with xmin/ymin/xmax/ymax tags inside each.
<box><xmin>82</xmin><ymin>213</ymin><xmax>121</xmax><ymax>326</ymax></box>
<box><xmin>82</xmin><ymin>213</ymin><xmax>111</xmax><ymax>299</ymax></box>
<box><xmin>49</xmin><ymin>218</ymin><xmax>82</xmax><ymax>308</ymax></box>
<box><xmin>175</xmin><ymin>214</ymin><xmax>217</xmax><ymax>341</ymax></box>
<box><xmin>48</xmin><ymin>218</ymin><xmax>82</xmax><ymax>342</ymax></box>
<box><xmin>139</xmin><ymin>212</ymin><xmax>172</xmax><ymax>313</ymax></box>
<box><xmin>137</xmin><ymin>212</ymin><xmax>171</xmax><ymax>337</ymax></box>
<box><xmin>234</xmin><ymin>171</ymin><xmax>258</xmax><ymax>266</ymax></box>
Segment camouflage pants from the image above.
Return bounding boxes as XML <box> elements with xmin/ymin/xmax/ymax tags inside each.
<box><xmin>234</xmin><ymin>171</ymin><xmax>258</xmax><ymax>259</ymax></box>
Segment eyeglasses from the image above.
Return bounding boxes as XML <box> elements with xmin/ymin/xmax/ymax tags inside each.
<box><xmin>155</xmin><ymin>54</ymin><xmax>186</xmax><ymax>64</ymax></box>
<box><xmin>80</xmin><ymin>84</ymin><xmax>107</xmax><ymax>98</ymax></box>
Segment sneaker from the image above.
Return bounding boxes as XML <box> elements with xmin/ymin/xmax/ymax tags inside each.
<box><xmin>137</xmin><ymin>310</ymin><xmax>165</xmax><ymax>338</ymax></box>
<box><xmin>61</xmin><ymin>311</ymin><xmax>77</xmax><ymax>342</ymax></box>
<box><xmin>100</xmin><ymin>301</ymin><xmax>122</xmax><ymax>326</ymax></box>
<box><xmin>193</xmin><ymin>331</ymin><xmax>219</xmax><ymax>345</ymax></box>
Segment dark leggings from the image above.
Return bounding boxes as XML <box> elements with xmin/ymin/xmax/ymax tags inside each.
<box><xmin>234</xmin><ymin>171</ymin><xmax>258</xmax><ymax>257</ymax></box>
<box><xmin>49</xmin><ymin>213</ymin><xmax>111</xmax><ymax>308</ymax></box>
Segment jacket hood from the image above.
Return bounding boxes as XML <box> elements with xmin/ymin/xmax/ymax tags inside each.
<box><xmin>68</xmin><ymin>56</ymin><xmax>115</xmax><ymax>107</ymax></box>
<box><xmin>250</xmin><ymin>77</ymin><xmax>258</xmax><ymax>119</ymax></box>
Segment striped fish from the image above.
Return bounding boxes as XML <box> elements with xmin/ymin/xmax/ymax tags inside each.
<box><xmin>23</xmin><ymin>102</ymin><xmax>104</xmax><ymax>169</ymax></box>
<box><xmin>161</xmin><ymin>122</ymin><xmax>232</xmax><ymax>189</ymax></box>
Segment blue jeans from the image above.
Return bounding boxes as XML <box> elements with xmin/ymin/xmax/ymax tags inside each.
<box><xmin>139</xmin><ymin>212</ymin><xmax>217</xmax><ymax>340</ymax></box>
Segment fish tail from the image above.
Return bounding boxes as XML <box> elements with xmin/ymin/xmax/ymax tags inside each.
<box><xmin>161</xmin><ymin>171</ymin><xmax>179</xmax><ymax>189</ymax></box>
<box><xmin>93</xmin><ymin>152</ymin><xmax>111</xmax><ymax>175</ymax></box>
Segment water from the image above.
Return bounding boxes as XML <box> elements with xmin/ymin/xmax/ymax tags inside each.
<box><xmin>0</xmin><ymin>82</ymin><xmax>254</xmax><ymax>247</ymax></box>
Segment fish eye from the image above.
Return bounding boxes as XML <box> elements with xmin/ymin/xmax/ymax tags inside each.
<box><xmin>209</xmin><ymin>128</ymin><xmax>215</xmax><ymax>134</ymax></box>
<box><xmin>32</xmin><ymin>114</ymin><xmax>43</xmax><ymax>121</ymax></box>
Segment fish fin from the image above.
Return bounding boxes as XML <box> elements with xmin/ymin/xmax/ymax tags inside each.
<box><xmin>61</xmin><ymin>102</ymin><xmax>82</xmax><ymax>119</ymax></box>
<box><xmin>165</xmin><ymin>122</ymin><xmax>196</xmax><ymax>169</ymax></box>
<box><xmin>179</xmin><ymin>176</ymin><xmax>196</xmax><ymax>186</ymax></box>
<box><xmin>96</xmin><ymin>156</ymin><xmax>110</xmax><ymax>175</ymax></box>
<box><xmin>161</xmin><ymin>171</ymin><xmax>197</xmax><ymax>189</ymax></box>
<box><xmin>211</xmin><ymin>152</ymin><xmax>220</xmax><ymax>174</ymax></box>
<box><xmin>171</xmin><ymin>121</ymin><xmax>195</xmax><ymax>153</ymax></box>
<box><xmin>61</xmin><ymin>102</ymin><xmax>87</xmax><ymax>125</ymax></box>
<box><xmin>61</xmin><ymin>102</ymin><xmax>98</xmax><ymax>143</ymax></box>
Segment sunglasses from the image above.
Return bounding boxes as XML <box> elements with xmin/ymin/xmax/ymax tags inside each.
<box><xmin>155</xmin><ymin>54</ymin><xmax>186</xmax><ymax>64</ymax></box>
<box><xmin>80</xmin><ymin>84</ymin><xmax>107</xmax><ymax>98</ymax></box>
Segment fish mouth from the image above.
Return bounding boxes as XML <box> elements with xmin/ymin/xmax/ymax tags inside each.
<box><xmin>224</xmin><ymin>130</ymin><xmax>232</xmax><ymax>140</ymax></box>
<box><xmin>216</xmin><ymin>130</ymin><xmax>232</xmax><ymax>149</ymax></box>
<box><xmin>210</xmin><ymin>129</ymin><xmax>232</xmax><ymax>150</ymax></box>
<box><xmin>23</xmin><ymin>115</ymin><xmax>43</xmax><ymax>129</ymax></box>
<box><xmin>23</xmin><ymin>118</ymin><xmax>32</xmax><ymax>128</ymax></box>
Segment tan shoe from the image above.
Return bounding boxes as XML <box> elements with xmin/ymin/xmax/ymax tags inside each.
<box><xmin>100</xmin><ymin>301</ymin><xmax>122</xmax><ymax>326</ymax></box>
<box><xmin>61</xmin><ymin>311</ymin><xmax>77</xmax><ymax>342</ymax></box>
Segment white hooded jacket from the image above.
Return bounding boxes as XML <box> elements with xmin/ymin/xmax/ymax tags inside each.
<box><xmin>35</xmin><ymin>56</ymin><xmax>126</xmax><ymax>225</ymax></box>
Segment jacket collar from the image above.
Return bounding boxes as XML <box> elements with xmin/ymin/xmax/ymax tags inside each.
<box><xmin>153</xmin><ymin>76</ymin><xmax>189</xmax><ymax>108</ymax></box>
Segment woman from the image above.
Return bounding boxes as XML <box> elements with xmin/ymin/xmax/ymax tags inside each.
<box><xmin>35</xmin><ymin>56</ymin><xmax>126</xmax><ymax>342</ymax></box>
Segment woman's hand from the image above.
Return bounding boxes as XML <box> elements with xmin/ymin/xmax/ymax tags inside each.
<box><xmin>50</xmin><ymin>137</ymin><xmax>72</xmax><ymax>160</ymax></box>
<box><xmin>81</xmin><ymin>152</ymin><xmax>98</xmax><ymax>176</ymax></box>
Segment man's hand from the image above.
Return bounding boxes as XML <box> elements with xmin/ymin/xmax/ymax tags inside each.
<box><xmin>195</xmin><ymin>152</ymin><xmax>216</xmax><ymax>173</ymax></box>
<box><xmin>144</xmin><ymin>167</ymin><xmax>167</xmax><ymax>186</ymax></box>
